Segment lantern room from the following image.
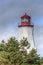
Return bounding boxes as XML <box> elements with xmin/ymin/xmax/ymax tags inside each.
<box><xmin>18</xmin><ymin>13</ymin><xmax>33</xmax><ymax>27</ymax></box>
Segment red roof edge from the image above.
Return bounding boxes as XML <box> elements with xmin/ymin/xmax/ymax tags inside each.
<box><xmin>18</xmin><ymin>25</ymin><xmax>34</xmax><ymax>27</ymax></box>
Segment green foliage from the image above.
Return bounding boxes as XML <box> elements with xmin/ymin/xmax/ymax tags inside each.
<box><xmin>20</xmin><ymin>38</ymin><xmax>30</xmax><ymax>56</ymax></box>
<box><xmin>20</xmin><ymin>37</ymin><xmax>30</xmax><ymax>48</ymax></box>
<box><xmin>7</xmin><ymin>38</ymin><xmax>19</xmax><ymax>52</ymax></box>
<box><xmin>40</xmin><ymin>57</ymin><xmax>43</xmax><ymax>63</ymax></box>
<box><xmin>0</xmin><ymin>37</ymin><xmax>41</xmax><ymax>65</ymax></box>
<box><xmin>26</xmin><ymin>49</ymin><xmax>40</xmax><ymax>65</ymax></box>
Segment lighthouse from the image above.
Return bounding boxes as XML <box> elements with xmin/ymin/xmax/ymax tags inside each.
<box><xmin>18</xmin><ymin>13</ymin><xmax>35</xmax><ymax>51</ymax></box>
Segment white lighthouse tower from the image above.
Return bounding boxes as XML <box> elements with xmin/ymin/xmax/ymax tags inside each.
<box><xmin>18</xmin><ymin>13</ymin><xmax>35</xmax><ymax>51</ymax></box>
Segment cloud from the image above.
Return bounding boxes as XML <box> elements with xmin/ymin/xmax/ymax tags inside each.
<box><xmin>0</xmin><ymin>0</ymin><xmax>43</xmax><ymax>23</ymax></box>
<box><xmin>0</xmin><ymin>0</ymin><xmax>43</xmax><ymax>56</ymax></box>
<box><xmin>34</xmin><ymin>26</ymin><xmax>43</xmax><ymax>57</ymax></box>
<box><xmin>0</xmin><ymin>25</ymin><xmax>18</xmax><ymax>42</ymax></box>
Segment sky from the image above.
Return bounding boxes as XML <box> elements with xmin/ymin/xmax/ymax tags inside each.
<box><xmin>0</xmin><ymin>0</ymin><xmax>43</xmax><ymax>57</ymax></box>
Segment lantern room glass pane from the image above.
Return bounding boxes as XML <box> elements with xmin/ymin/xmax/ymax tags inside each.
<box><xmin>22</xmin><ymin>18</ymin><xmax>28</xmax><ymax>22</ymax></box>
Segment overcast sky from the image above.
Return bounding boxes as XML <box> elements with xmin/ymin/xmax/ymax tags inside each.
<box><xmin>0</xmin><ymin>0</ymin><xmax>43</xmax><ymax>57</ymax></box>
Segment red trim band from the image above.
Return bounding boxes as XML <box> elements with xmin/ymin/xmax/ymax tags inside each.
<box><xmin>18</xmin><ymin>25</ymin><xmax>34</xmax><ymax>27</ymax></box>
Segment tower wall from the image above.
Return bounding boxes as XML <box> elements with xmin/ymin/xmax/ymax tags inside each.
<box><xmin>18</xmin><ymin>26</ymin><xmax>35</xmax><ymax>52</ymax></box>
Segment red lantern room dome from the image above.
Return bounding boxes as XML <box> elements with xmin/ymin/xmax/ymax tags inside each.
<box><xmin>18</xmin><ymin>13</ymin><xmax>33</xmax><ymax>27</ymax></box>
<box><xmin>21</xmin><ymin>13</ymin><xmax>31</xmax><ymax>19</ymax></box>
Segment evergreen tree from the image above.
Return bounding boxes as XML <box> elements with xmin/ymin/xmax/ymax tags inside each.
<box><xmin>0</xmin><ymin>37</ymin><xmax>41</xmax><ymax>65</ymax></box>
